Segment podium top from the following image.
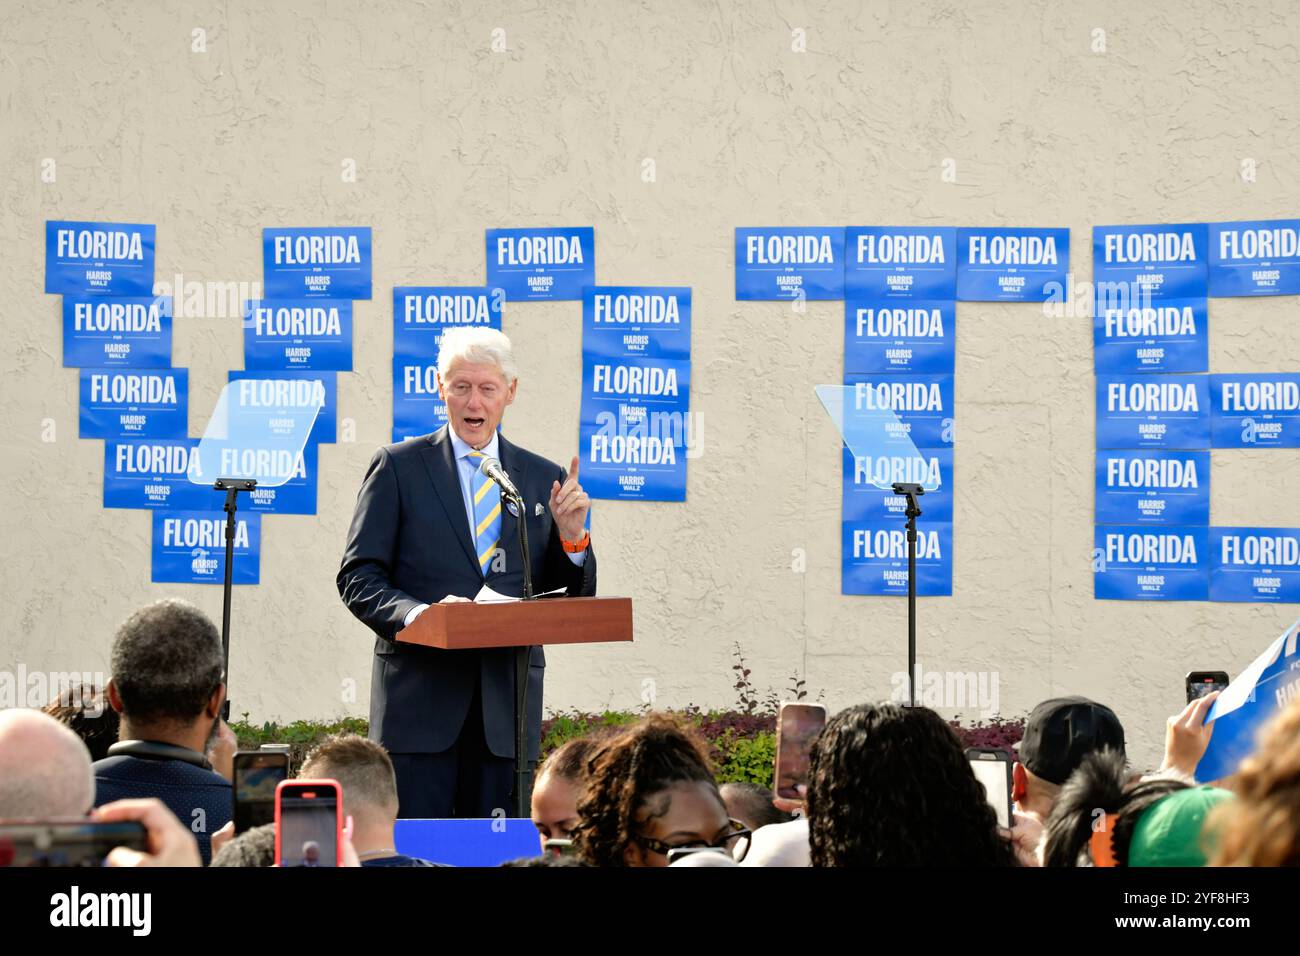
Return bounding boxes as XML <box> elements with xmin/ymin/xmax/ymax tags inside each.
<box><xmin>396</xmin><ymin>596</ymin><xmax>633</xmax><ymax>651</ymax></box>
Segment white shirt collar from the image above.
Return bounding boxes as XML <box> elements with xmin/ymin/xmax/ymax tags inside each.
<box><xmin>448</xmin><ymin>426</ymin><xmax>500</xmax><ymax>462</ymax></box>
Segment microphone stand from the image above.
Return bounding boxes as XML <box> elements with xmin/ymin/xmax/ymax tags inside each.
<box><xmin>892</xmin><ymin>482</ymin><xmax>924</xmax><ymax>708</ymax></box>
<box><xmin>501</xmin><ymin>484</ymin><xmax>535</xmax><ymax>818</ymax></box>
<box><xmin>214</xmin><ymin>477</ymin><xmax>256</xmax><ymax>721</ymax></box>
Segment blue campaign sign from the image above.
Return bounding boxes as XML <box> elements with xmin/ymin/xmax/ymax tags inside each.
<box><xmin>103</xmin><ymin>438</ymin><xmax>213</xmax><ymax>510</ymax></box>
<box><xmin>1095</xmin><ymin>375</ymin><xmax>1209</xmax><ymax>449</ymax></box>
<box><xmin>152</xmin><ymin>509</ymin><xmax>260</xmax><ymax>585</ymax></box>
<box><xmin>1210</xmin><ymin>373</ymin><xmax>1300</xmax><ymax>448</ymax></box>
<box><xmin>579</xmin><ymin>355</ymin><xmax>690</xmax><ymax>502</ymax></box>
<box><xmin>485</xmin><ymin>227</ymin><xmax>594</xmax><ymax>301</ymax></box>
<box><xmin>393</xmin><ymin>356</ymin><xmax>445</xmax><ymax>442</ymax></box>
<box><xmin>262</xmin><ymin>227</ymin><xmax>372</xmax><ymax>299</ymax></box>
<box><xmin>734</xmin><ymin>227</ymin><xmax>845</xmax><ymax>301</ymax></box>
<box><xmin>1094</xmin><ymin>526</ymin><xmax>1209</xmax><ymax>601</ymax></box>
<box><xmin>845</xmin><ymin>298</ymin><xmax>955</xmax><ymax>374</ymax></box>
<box><xmin>844</xmin><ymin>227</ymin><xmax>956</xmax><ymax>300</ymax></box>
<box><xmin>1092</xmin><ymin>223</ymin><xmax>1208</xmax><ymax>301</ymax></box>
<box><xmin>842</xmin><ymin>520</ymin><xmax>952</xmax><ymax>597</ymax></box>
<box><xmin>955</xmin><ymin>227</ymin><xmax>1069</xmax><ymax>302</ymax></box>
<box><xmin>1209</xmin><ymin>527</ymin><xmax>1300</xmax><ymax>603</ymax></box>
<box><xmin>843</xmin><ymin>373</ymin><xmax>954</xmax><ymax>449</ymax></box>
<box><xmin>1208</xmin><ymin>219</ymin><xmax>1300</xmax><ymax>297</ymax></box>
<box><xmin>842</xmin><ymin>446</ymin><xmax>953</xmax><ymax>523</ymax></box>
<box><xmin>393</xmin><ymin>286</ymin><xmax>502</xmax><ymax>363</ymax></box>
<box><xmin>63</xmin><ymin>295</ymin><xmax>173</xmax><ymax>368</ymax></box>
<box><xmin>243</xmin><ymin>299</ymin><xmax>353</xmax><ymax>371</ymax></box>
<box><xmin>79</xmin><ymin>368</ymin><xmax>188</xmax><ymax>440</ymax></box>
<box><xmin>583</xmin><ymin>286</ymin><xmax>691</xmax><ymax>360</ymax></box>
<box><xmin>1198</xmin><ymin>619</ymin><xmax>1300</xmax><ymax>782</ymax></box>
<box><xmin>227</xmin><ymin>370</ymin><xmax>336</xmax><ymax>445</ymax></box>
<box><xmin>1093</xmin><ymin>297</ymin><xmax>1207</xmax><ymax>374</ymax></box>
<box><xmin>45</xmin><ymin>221</ymin><xmax>156</xmax><ymax>296</ymax></box>
<box><xmin>1095</xmin><ymin>450</ymin><xmax>1209</xmax><ymax>526</ymax></box>
<box><xmin>234</xmin><ymin>441</ymin><xmax>317</xmax><ymax>514</ymax></box>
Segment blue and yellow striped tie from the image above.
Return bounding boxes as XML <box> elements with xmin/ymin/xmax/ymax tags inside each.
<box><xmin>466</xmin><ymin>451</ymin><xmax>501</xmax><ymax>572</ymax></box>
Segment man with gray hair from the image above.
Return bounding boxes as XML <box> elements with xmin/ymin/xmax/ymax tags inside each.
<box><xmin>338</xmin><ymin>326</ymin><xmax>597</xmax><ymax>818</ymax></box>
<box><xmin>0</xmin><ymin>708</ymin><xmax>95</xmax><ymax>819</ymax></box>
<box><xmin>93</xmin><ymin>598</ymin><xmax>232</xmax><ymax>863</ymax></box>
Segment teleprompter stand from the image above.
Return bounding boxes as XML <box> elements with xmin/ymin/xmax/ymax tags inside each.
<box><xmin>214</xmin><ymin>477</ymin><xmax>256</xmax><ymax>720</ymax></box>
<box><xmin>892</xmin><ymin>482</ymin><xmax>924</xmax><ymax>709</ymax></box>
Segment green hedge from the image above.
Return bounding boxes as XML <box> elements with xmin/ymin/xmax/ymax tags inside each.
<box><xmin>232</xmin><ymin>709</ymin><xmax>1023</xmax><ymax>790</ymax></box>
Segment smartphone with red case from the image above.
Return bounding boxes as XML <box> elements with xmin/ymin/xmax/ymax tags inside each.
<box><xmin>274</xmin><ymin>779</ymin><xmax>342</xmax><ymax>867</ymax></box>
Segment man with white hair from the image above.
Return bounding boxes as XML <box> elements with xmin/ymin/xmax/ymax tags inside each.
<box><xmin>0</xmin><ymin>708</ymin><xmax>95</xmax><ymax>818</ymax></box>
<box><xmin>338</xmin><ymin>326</ymin><xmax>596</xmax><ymax>818</ymax></box>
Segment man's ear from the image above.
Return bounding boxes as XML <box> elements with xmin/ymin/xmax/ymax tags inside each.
<box><xmin>105</xmin><ymin>679</ymin><xmax>125</xmax><ymax>715</ymax></box>
<box><xmin>435</xmin><ymin>371</ymin><xmax>445</xmax><ymax>401</ymax></box>
<box><xmin>1011</xmin><ymin>762</ymin><xmax>1028</xmax><ymax>804</ymax></box>
<box><xmin>505</xmin><ymin>377</ymin><xmax>517</xmax><ymax>406</ymax></box>
<box><xmin>206</xmin><ymin>682</ymin><xmax>226</xmax><ymax>720</ymax></box>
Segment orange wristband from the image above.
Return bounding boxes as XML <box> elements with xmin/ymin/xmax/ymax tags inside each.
<box><xmin>561</xmin><ymin>531</ymin><xmax>590</xmax><ymax>553</ymax></box>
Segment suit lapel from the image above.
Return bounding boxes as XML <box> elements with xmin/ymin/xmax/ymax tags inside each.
<box><xmin>419</xmin><ymin>426</ymin><xmax>481</xmax><ymax>574</ymax></box>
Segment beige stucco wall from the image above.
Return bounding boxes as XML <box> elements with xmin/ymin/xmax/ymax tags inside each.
<box><xmin>3</xmin><ymin>0</ymin><xmax>1297</xmax><ymax>771</ymax></box>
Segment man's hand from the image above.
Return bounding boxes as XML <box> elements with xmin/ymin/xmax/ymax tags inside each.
<box><xmin>549</xmin><ymin>456</ymin><xmax>590</xmax><ymax>543</ymax></box>
<box><xmin>1008</xmin><ymin>809</ymin><xmax>1044</xmax><ymax>867</ymax></box>
<box><xmin>207</xmin><ymin>718</ymin><xmax>238</xmax><ymax>782</ymax></box>
<box><xmin>1160</xmin><ymin>691</ymin><xmax>1218</xmax><ymax>779</ymax></box>
<box><xmin>438</xmin><ymin>595</ymin><xmax>471</xmax><ymax>604</ymax></box>
<box><xmin>93</xmin><ymin>798</ymin><xmax>202</xmax><ymax>867</ymax></box>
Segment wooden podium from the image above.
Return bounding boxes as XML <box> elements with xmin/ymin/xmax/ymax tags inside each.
<box><xmin>397</xmin><ymin>596</ymin><xmax>633</xmax><ymax>816</ymax></box>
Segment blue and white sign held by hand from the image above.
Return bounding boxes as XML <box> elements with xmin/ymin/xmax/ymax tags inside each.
<box><xmin>227</xmin><ymin>370</ymin><xmax>336</xmax><ymax>445</ymax></box>
<box><xmin>1093</xmin><ymin>223</ymin><xmax>1208</xmax><ymax>301</ymax></box>
<box><xmin>734</xmin><ymin>227</ymin><xmax>845</xmax><ymax>301</ymax></box>
<box><xmin>152</xmin><ymin>509</ymin><xmax>260</xmax><ymax>585</ymax></box>
<box><xmin>393</xmin><ymin>286</ymin><xmax>502</xmax><ymax>362</ymax></box>
<box><xmin>263</xmin><ymin>227</ymin><xmax>372</xmax><ymax>299</ymax></box>
<box><xmin>1197</xmin><ymin>618</ymin><xmax>1300</xmax><ymax>782</ymax></box>
<box><xmin>1210</xmin><ymin>373</ymin><xmax>1300</xmax><ymax>448</ymax></box>
<box><xmin>1208</xmin><ymin>219</ymin><xmax>1300</xmax><ymax>297</ymax></box>
<box><xmin>79</xmin><ymin>368</ymin><xmax>188</xmax><ymax>440</ymax></box>
<box><xmin>956</xmin><ymin>227</ymin><xmax>1069</xmax><ymax>302</ymax></box>
<box><xmin>104</xmin><ymin>438</ymin><xmax>212</xmax><ymax>510</ymax></box>
<box><xmin>844</xmin><ymin>227</ymin><xmax>957</xmax><ymax>300</ymax></box>
<box><xmin>1093</xmin><ymin>526</ymin><xmax>1209</xmax><ymax>601</ymax></box>
<box><xmin>46</xmin><ymin>221</ymin><xmax>156</xmax><ymax>296</ymax></box>
<box><xmin>1093</xmin><ymin>297</ymin><xmax>1207</xmax><ymax>375</ymax></box>
<box><xmin>1094</xmin><ymin>451</ymin><xmax>1209</xmax><ymax>527</ymax></box>
<box><xmin>63</xmin><ymin>295</ymin><xmax>173</xmax><ymax>368</ymax></box>
<box><xmin>843</xmin><ymin>373</ymin><xmax>954</xmax><ymax>449</ymax></box>
<box><xmin>243</xmin><ymin>299</ymin><xmax>353</xmax><ymax>371</ymax></box>
<box><xmin>1209</xmin><ymin>527</ymin><xmax>1300</xmax><ymax>603</ymax></box>
<box><xmin>1095</xmin><ymin>374</ymin><xmax>1210</xmax><ymax>450</ymax></box>
<box><xmin>486</xmin><ymin>227</ymin><xmax>594</xmax><ymax>301</ymax></box>
<box><xmin>845</xmin><ymin>299</ymin><xmax>955</xmax><ymax>375</ymax></box>
<box><xmin>842</xmin><ymin>520</ymin><xmax>953</xmax><ymax>597</ymax></box>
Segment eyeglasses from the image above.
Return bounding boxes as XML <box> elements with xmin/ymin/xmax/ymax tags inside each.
<box><xmin>632</xmin><ymin>818</ymin><xmax>754</xmax><ymax>862</ymax></box>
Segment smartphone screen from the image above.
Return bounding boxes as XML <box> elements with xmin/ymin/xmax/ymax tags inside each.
<box><xmin>0</xmin><ymin>821</ymin><xmax>146</xmax><ymax>867</ymax></box>
<box><xmin>275</xmin><ymin>781</ymin><xmax>340</xmax><ymax>867</ymax></box>
<box><xmin>774</xmin><ymin>703</ymin><xmax>828</xmax><ymax>800</ymax></box>
<box><xmin>234</xmin><ymin>751</ymin><xmax>289</xmax><ymax>833</ymax></box>
<box><xmin>1186</xmin><ymin>671</ymin><xmax>1229</xmax><ymax>703</ymax></box>
<box><xmin>967</xmin><ymin>750</ymin><xmax>1013</xmax><ymax>828</ymax></box>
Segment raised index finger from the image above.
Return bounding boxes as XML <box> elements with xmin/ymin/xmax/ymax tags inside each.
<box><xmin>568</xmin><ymin>455</ymin><xmax>580</xmax><ymax>482</ymax></box>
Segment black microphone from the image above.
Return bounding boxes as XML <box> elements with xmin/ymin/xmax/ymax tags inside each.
<box><xmin>478</xmin><ymin>456</ymin><xmax>522</xmax><ymax>500</ymax></box>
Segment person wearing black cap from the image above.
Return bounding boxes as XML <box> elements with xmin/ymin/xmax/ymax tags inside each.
<box><xmin>1009</xmin><ymin>697</ymin><xmax>1126</xmax><ymax>865</ymax></box>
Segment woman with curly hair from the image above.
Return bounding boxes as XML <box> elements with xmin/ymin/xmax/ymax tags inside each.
<box><xmin>1209</xmin><ymin>695</ymin><xmax>1300</xmax><ymax>866</ymax></box>
<box><xmin>805</xmin><ymin>703</ymin><xmax>1016</xmax><ymax>866</ymax></box>
<box><xmin>570</xmin><ymin>713</ymin><xmax>747</xmax><ymax>867</ymax></box>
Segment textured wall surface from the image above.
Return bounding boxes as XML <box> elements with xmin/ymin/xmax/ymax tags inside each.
<box><xmin>2</xmin><ymin>0</ymin><xmax>1297</xmax><ymax>770</ymax></box>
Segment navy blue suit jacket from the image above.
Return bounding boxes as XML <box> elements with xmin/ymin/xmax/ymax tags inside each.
<box><xmin>337</xmin><ymin>426</ymin><xmax>596</xmax><ymax>760</ymax></box>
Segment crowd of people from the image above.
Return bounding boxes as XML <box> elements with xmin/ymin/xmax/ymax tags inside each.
<box><xmin>1</xmin><ymin>597</ymin><xmax>1296</xmax><ymax>868</ymax></box>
